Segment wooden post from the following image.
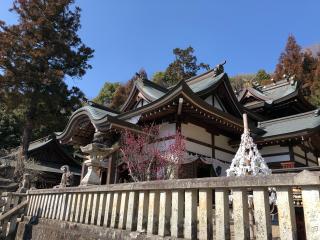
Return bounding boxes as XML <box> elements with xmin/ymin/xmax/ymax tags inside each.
<box><xmin>110</xmin><ymin>192</ymin><xmax>121</xmax><ymax>228</ymax></box>
<box><xmin>252</xmin><ymin>188</ymin><xmax>272</xmax><ymax>240</ymax></box>
<box><xmin>69</xmin><ymin>194</ymin><xmax>77</xmax><ymax>222</ymax></box>
<box><xmin>147</xmin><ymin>190</ymin><xmax>160</xmax><ymax>234</ymax></box>
<box><xmin>184</xmin><ymin>189</ymin><xmax>197</xmax><ymax>239</ymax></box>
<box><xmin>301</xmin><ymin>186</ymin><xmax>320</xmax><ymax>240</ymax></box>
<box><xmin>97</xmin><ymin>193</ymin><xmax>106</xmax><ymax>226</ymax></box>
<box><xmin>158</xmin><ymin>190</ymin><xmax>171</xmax><ymax>237</ymax></box>
<box><xmin>74</xmin><ymin>193</ymin><xmax>82</xmax><ymax>222</ymax></box>
<box><xmin>277</xmin><ymin>187</ymin><xmax>297</xmax><ymax>240</ymax></box>
<box><xmin>198</xmin><ymin>189</ymin><xmax>213</xmax><ymax>240</ymax></box>
<box><xmin>137</xmin><ymin>191</ymin><xmax>149</xmax><ymax>232</ymax></box>
<box><xmin>215</xmin><ymin>189</ymin><xmax>230</xmax><ymax>240</ymax></box>
<box><xmin>232</xmin><ymin>189</ymin><xmax>250</xmax><ymax>240</ymax></box>
<box><xmin>79</xmin><ymin>193</ymin><xmax>87</xmax><ymax>223</ymax></box>
<box><xmin>171</xmin><ymin>190</ymin><xmax>184</xmax><ymax>238</ymax></box>
<box><xmin>126</xmin><ymin>191</ymin><xmax>138</xmax><ymax>231</ymax></box>
<box><xmin>118</xmin><ymin>192</ymin><xmax>129</xmax><ymax>229</ymax></box>
<box><xmin>85</xmin><ymin>193</ymin><xmax>93</xmax><ymax>224</ymax></box>
<box><xmin>103</xmin><ymin>192</ymin><xmax>113</xmax><ymax>227</ymax></box>
<box><xmin>91</xmin><ymin>193</ymin><xmax>99</xmax><ymax>225</ymax></box>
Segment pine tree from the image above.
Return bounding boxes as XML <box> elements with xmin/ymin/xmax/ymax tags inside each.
<box><xmin>0</xmin><ymin>0</ymin><xmax>93</xmax><ymax>159</ymax></box>
<box><xmin>274</xmin><ymin>35</ymin><xmax>303</xmax><ymax>80</ymax></box>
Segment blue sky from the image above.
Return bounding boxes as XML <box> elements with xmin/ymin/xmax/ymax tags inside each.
<box><xmin>1</xmin><ymin>0</ymin><xmax>319</xmax><ymax>99</ymax></box>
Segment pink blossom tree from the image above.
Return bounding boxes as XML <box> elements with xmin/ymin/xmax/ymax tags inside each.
<box><xmin>120</xmin><ymin>125</ymin><xmax>185</xmax><ymax>182</ymax></box>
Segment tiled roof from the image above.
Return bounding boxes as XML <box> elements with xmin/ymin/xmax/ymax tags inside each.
<box><xmin>258</xmin><ymin>110</ymin><xmax>320</xmax><ymax>138</ymax></box>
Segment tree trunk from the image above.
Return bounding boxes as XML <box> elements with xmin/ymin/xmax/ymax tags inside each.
<box><xmin>15</xmin><ymin>104</ymin><xmax>36</xmax><ymax>180</ymax></box>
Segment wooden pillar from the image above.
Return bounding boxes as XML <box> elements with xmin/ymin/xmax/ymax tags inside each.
<box><xmin>118</xmin><ymin>192</ymin><xmax>129</xmax><ymax>229</ymax></box>
<box><xmin>103</xmin><ymin>192</ymin><xmax>113</xmax><ymax>227</ymax></box>
<box><xmin>110</xmin><ymin>192</ymin><xmax>121</xmax><ymax>228</ymax></box>
<box><xmin>215</xmin><ymin>189</ymin><xmax>230</xmax><ymax>240</ymax></box>
<box><xmin>64</xmin><ymin>194</ymin><xmax>72</xmax><ymax>221</ymax></box>
<box><xmin>137</xmin><ymin>191</ymin><xmax>149</xmax><ymax>232</ymax></box>
<box><xmin>158</xmin><ymin>190</ymin><xmax>171</xmax><ymax>237</ymax></box>
<box><xmin>79</xmin><ymin>193</ymin><xmax>87</xmax><ymax>223</ymax></box>
<box><xmin>147</xmin><ymin>190</ymin><xmax>160</xmax><ymax>234</ymax></box>
<box><xmin>85</xmin><ymin>193</ymin><xmax>93</xmax><ymax>224</ymax></box>
<box><xmin>198</xmin><ymin>189</ymin><xmax>213</xmax><ymax>240</ymax></box>
<box><xmin>91</xmin><ymin>193</ymin><xmax>99</xmax><ymax>225</ymax></box>
<box><xmin>97</xmin><ymin>193</ymin><xmax>106</xmax><ymax>226</ymax></box>
<box><xmin>301</xmin><ymin>186</ymin><xmax>320</xmax><ymax>240</ymax></box>
<box><xmin>232</xmin><ymin>189</ymin><xmax>250</xmax><ymax>240</ymax></box>
<box><xmin>277</xmin><ymin>187</ymin><xmax>297</xmax><ymax>240</ymax></box>
<box><xmin>171</xmin><ymin>190</ymin><xmax>184</xmax><ymax>238</ymax></box>
<box><xmin>69</xmin><ymin>194</ymin><xmax>77</xmax><ymax>222</ymax></box>
<box><xmin>184</xmin><ymin>189</ymin><xmax>197</xmax><ymax>239</ymax></box>
<box><xmin>252</xmin><ymin>188</ymin><xmax>272</xmax><ymax>240</ymax></box>
<box><xmin>126</xmin><ymin>191</ymin><xmax>138</xmax><ymax>231</ymax></box>
<box><xmin>74</xmin><ymin>193</ymin><xmax>82</xmax><ymax>223</ymax></box>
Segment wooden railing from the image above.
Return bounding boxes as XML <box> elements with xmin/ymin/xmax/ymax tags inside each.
<box><xmin>26</xmin><ymin>170</ymin><xmax>320</xmax><ymax>240</ymax></box>
<box><xmin>0</xmin><ymin>192</ymin><xmax>27</xmax><ymax>239</ymax></box>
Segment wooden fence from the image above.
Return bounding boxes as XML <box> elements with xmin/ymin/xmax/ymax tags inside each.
<box><xmin>10</xmin><ymin>170</ymin><xmax>320</xmax><ymax>239</ymax></box>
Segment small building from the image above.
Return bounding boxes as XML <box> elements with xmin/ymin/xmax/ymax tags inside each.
<box><xmin>0</xmin><ymin>136</ymin><xmax>81</xmax><ymax>188</ymax></box>
<box><xmin>56</xmin><ymin>68</ymin><xmax>320</xmax><ymax>184</ymax></box>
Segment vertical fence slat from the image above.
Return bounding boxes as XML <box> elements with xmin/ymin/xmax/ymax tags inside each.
<box><xmin>110</xmin><ymin>192</ymin><xmax>121</xmax><ymax>228</ymax></box>
<box><xmin>55</xmin><ymin>194</ymin><xmax>62</xmax><ymax>220</ymax></box>
<box><xmin>90</xmin><ymin>193</ymin><xmax>99</xmax><ymax>225</ymax></box>
<box><xmin>74</xmin><ymin>193</ymin><xmax>82</xmax><ymax>223</ymax></box>
<box><xmin>253</xmin><ymin>188</ymin><xmax>272</xmax><ymax>240</ymax></box>
<box><xmin>44</xmin><ymin>194</ymin><xmax>52</xmax><ymax>218</ymax></box>
<box><xmin>118</xmin><ymin>192</ymin><xmax>129</xmax><ymax>229</ymax></box>
<box><xmin>27</xmin><ymin>195</ymin><xmax>35</xmax><ymax>216</ymax></box>
<box><xmin>126</xmin><ymin>191</ymin><xmax>138</xmax><ymax>231</ymax></box>
<box><xmin>48</xmin><ymin>194</ymin><xmax>57</xmax><ymax>219</ymax></box>
<box><xmin>147</xmin><ymin>190</ymin><xmax>160</xmax><ymax>235</ymax></box>
<box><xmin>103</xmin><ymin>192</ymin><xmax>113</xmax><ymax>227</ymax></box>
<box><xmin>59</xmin><ymin>193</ymin><xmax>67</xmax><ymax>220</ymax></box>
<box><xmin>199</xmin><ymin>188</ymin><xmax>213</xmax><ymax>240</ymax></box>
<box><xmin>97</xmin><ymin>193</ymin><xmax>106</xmax><ymax>226</ymax></box>
<box><xmin>85</xmin><ymin>193</ymin><xmax>93</xmax><ymax>224</ymax></box>
<box><xmin>64</xmin><ymin>193</ymin><xmax>72</xmax><ymax>221</ymax></box>
<box><xmin>232</xmin><ymin>189</ymin><xmax>250</xmax><ymax>240</ymax></box>
<box><xmin>277</xmin><ymin>187</ymin><xmax>297</xmax><ymax>240</ymax></box>
<box><xmin>158</xmin><ymin>190</ymin><xmax>171</xmax><ymax>237</ymax></box>
<box><xmin>69</xmin><ymin>194</ymin><xmax>77</xmax><ymax>222</ymax></box>
<box><xmin>79</xmin><ymin>193</ymin><xmax>87</xmax><ymax>223</ymax></box>
<box><xmin>301</xmin><ymin>186</ymin><xmax>320</xmax><ymax>240</ymax></box>
<box><xmin>215</xmin><ymin>189</ymin><xmax>230</xmax><ymax>240</ymax></box>
<box><xmin>184</xmin><ymin>189</ymin><xmax>197</xmax><ymax>239</ymax></box>
<box><xmin>171</xmin><ymin>190</ymin><xmax>184</xmax><ymax>238</ymax></box>
<box><xmin>137</xmin><ymin>191</ymin><xmax>149</xmax><ymax>232</ymax></box>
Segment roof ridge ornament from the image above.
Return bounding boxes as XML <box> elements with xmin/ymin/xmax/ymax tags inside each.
<box><xmin>226</xmin><ymin>113</ymin><xmax>271</xmax><ymax>176</ymax></box>
<box><xmin>212</xmin><ymin>60</ymin><xmax>226</xmax><ymax>77</ymax></box>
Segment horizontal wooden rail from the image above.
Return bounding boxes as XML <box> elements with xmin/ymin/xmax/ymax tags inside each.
<box><xmin>26</xmin><ymin>170</ymin><xmax>320</xmax><ymax>240</ymax></box>
<box><xmin>0</xmin><ymin>200</ymin><xmax>28</xmax><ymax>222</ymax></box>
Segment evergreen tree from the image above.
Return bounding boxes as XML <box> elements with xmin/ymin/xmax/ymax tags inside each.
<box><xmin>0</xmin><ymin>0</ymin><xmax>94</xmax><ymax>158</ymax></box>
<box><xmin>93</xmin><ymin>82</ymin><xmax>120</xmax><ymax>106</ymax></box>
<box><xmin>109</xmin><ymin>69</ymin><xmax>147</xmax><ymax>110</ymax></box>
<box><xmin>274</xmin><ymin>35</ymin><xmax>303</xmax><ymax>80</ymax></box>
<box><xmin>255</xmin><ymin>69</ymin><xmax>271</xmax><ymax>85</ymax></box>
<box><xmin>161</xmin><ymin>46</ymin><xmax>210</xmax><ymax>87</ymax></box>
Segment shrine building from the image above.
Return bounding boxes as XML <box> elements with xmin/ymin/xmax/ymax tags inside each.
<box><xmin>56</xmin><ymin>67</ymin><xmax>320</xmax><ymax>184</ymax></box>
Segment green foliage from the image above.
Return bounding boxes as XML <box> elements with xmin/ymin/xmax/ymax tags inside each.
<box><xmin>0</xmin><ymin>0</ymin><xmax>93</xmax><ymax>155</ymax></box>
<box><xmin>151</xmin><ymin>71</ymin><xmax>166</xmax><ymax>87</ymax></box>
<box><xmin>111</xmin><ymin>69</ymin><xmax>147</xmax><ymax>110</ymax></box>
<box><xmin>93</xmin><ymin>82</ymin><xmax>120</xmax><ymax>105</ymax></box>
<box><xmin>151</xmin><ymin>46</ymin><xmax>210</xmax><ymax>87</ymax></box>
<box><xmin>255</xmin><ymin>69</ymin><xmax>271</xmax><ymax>84</ymax></box>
